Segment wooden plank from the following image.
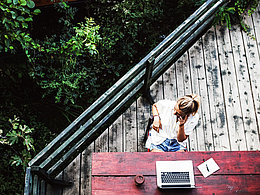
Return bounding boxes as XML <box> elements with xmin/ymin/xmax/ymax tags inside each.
<box><xmin>215</xmin><ymin>25</ymin><xmax>247</xmax><ymax>150</ymax></box>
<box><xmin>252</xmin><ymin>4</ymin><xmax>260</xmax><ymax>56</ymax></box>
<box><xmin>189</xmin><ymin>39</ymin><xmax>214</xmax><ymax>151</ymax></box>
<box><xmin>175</xmin><ymin>53</ymin><xmax>194</xmax><ymax>151</ymax></box>
<box><xmin>92</xmin><ymin>151</ymin><xmax>260</xmax><ymax>176</ymax></box>
<box><xmin>62</xmin><ymin>154</ymin><xmax>81</xmax><ymax>195</ymax></box>
<box><xmin>202</xmin><ymin>27</ymin><xmax>230</xmax><ymax>151</ymax></box>
<box><xmin>176</xmin><ymin>56</ymin><xmax>185</xmax><ymax>97</ymax></box>
<box><xmin>242</xmin><ymin>14</ymin><xmax>260</xmax><ymax>142</ymax></box>
<box><xmin>80</xmin><ymin>143</ymin><xmax>94</xmax><ymax>195</ymax></box>
<box><xmin>95</xmin><ymin>128</ymin><xmax>109</xmax><ymax>153</ymax></box>
<box><xmin>123</xmin><ymin>101</ymin><xmax>137</xmax><ymax>152</ymax></box>
<box><xmin>229</xmin><ymin>24</ymin><xmax>260</xmax><ymax>150</ymax></box>
<box><xmin>92</xmin><ymin>175</ymin><xmax>260</xmax><ymax>195</ymax></box>
<box><xmin>136</xmin><ymin>96</ymin><xmax>151</xmax><ymax>152</ymax></box>
<box><xmin>108</xmin><ymin>116</ymin><xmax>123</xmax><ymax>152</ymax></box>
<box><xmin>184</xmin><ymin>52</ymin><xmax>199</xmax><ymax>152</ymax></box>
<box><xmin>150</xmin><ymin>75</ymin><xmax>164</xmax><ymax>101</ymax></box>
<box><xmin>163</xmin><ymin>61</ymin><xmax>178</xmax><ymax>100</ymax></box>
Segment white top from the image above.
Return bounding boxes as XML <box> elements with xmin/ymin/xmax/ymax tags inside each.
<box><xmin>145</xmin><ymin>99</ymin><xmax>199</xmax><ymax>148</ymax></box>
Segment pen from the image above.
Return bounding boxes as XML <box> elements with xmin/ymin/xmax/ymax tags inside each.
<box><xmin>203</xmin><ymin>159</ymin><xmax>210</xmax><ymax>172</ymax></box>
<box><xmin>206</xmin><ymin>163</ymin><xmax>209</xmax><ymax>172</ymax></box>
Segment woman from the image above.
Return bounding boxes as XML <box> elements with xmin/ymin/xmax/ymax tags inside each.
<box><xmin>145</xmin><ymin>94</ymin><xmax>200</xmax><ymax>152</ymax></box>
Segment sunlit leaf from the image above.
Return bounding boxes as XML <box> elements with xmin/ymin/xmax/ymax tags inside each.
<box><xmin>27</xmin><ymin>0</ymin><xmax>35</xmax><ymax>8</ymax></box>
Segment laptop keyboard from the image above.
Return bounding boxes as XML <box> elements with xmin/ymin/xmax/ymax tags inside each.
<box><xmin>161</xmin><ymin>172</ymin><xmax>190</xmax><ymax>183</ymax></box>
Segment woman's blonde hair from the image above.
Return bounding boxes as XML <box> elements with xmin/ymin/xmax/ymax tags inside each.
<box><xmin>176</xmin><ymin>94</ymin><xmax>200</xmax><ymax>116</ymax></box>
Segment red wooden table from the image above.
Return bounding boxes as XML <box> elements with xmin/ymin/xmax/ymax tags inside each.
<box><xmin>92</xmin><ymin>151</ymin><xmax>260</xmax><ymax>194</ymax></box>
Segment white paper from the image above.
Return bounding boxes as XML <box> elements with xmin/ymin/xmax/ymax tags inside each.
<box><xmin>197</xmin><ymin>158</ymin><xmax>220</xmax><ymax>178</ymax></box>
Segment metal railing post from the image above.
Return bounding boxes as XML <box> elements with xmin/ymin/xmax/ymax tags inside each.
<box><xmin>143</xmin><ymin>56</ymin><xmax>155</xmax><ymax>105</ymax></box>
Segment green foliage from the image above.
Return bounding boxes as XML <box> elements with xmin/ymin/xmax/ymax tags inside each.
<box><xmin>0</xmin><ymin>0</ymin><xmax>41</xmax><ymax>53</ymax></box>
<box><xmin>0</xmin><ymin>115</ymin><xmax>35</xmax><ymax>170</ymax></box>
<box><xmin>86</xmin><ymin>0</ymin><xmax>165</xmax><ymax>76</ymax></box>
<box><xmin>28</xmin><ymin>3</ymin><xmax>102</xmax><ymax>105</ymax></box>
<box><xmin>0</xmin><ymin>107</ymin><xmax>56</xmax><ymax>194</ymax></box>
<box><xmin>214</xmin><ymin>6</ymin><xmax>236</xmax><ymax>29</ymax></box>
<box><xmin>214</xmin><ymin>0</ymin><xmax>260</xmax><ymax>38</ymax></box>
<box><xmin>27</xmin><ymin>1</ymin><xmax>165</xmax><ymax>106</ymax></box>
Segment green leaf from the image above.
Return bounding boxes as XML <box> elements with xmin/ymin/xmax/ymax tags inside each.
<box><xmin>11</xmin><ymin>11</ymin><xmax>17</xmax><ymax>19</ymax></box>
<box><xmin>33</xmin><ymin>9</ymin><xmax>41</xmax><ymax>14</ymax></box>
<box><xmin>20</xmin><ymin>0</ymin><xmax>27</xmax><ymax>6</ymax></box>
<box><xmin>17</xmin><ymin>16</ymin><xmax>25</xmax><ymax>21</ymax></box>
<box><xmin>27</xmin><ymin>0</ymin><xmax>35</xmax><ymax>8</ymax></box>
<box><xmin>25</xmin><ymin>17</ymin><xmax>33</xmax><ymax>22</ymax></box>
<box><xmin>22</xmin><ymin>22</ymin><xmax>28</xmax><ymax>28</ymax></box>
<box><xmin>7</xmin><ymin>0</ymin><xmax>12</xmax><ymax>3</ymax></box>
<box><xmin>13</xmin><ymin>0</ymin><xmax>18</xmax><ymax>5</ymax></box>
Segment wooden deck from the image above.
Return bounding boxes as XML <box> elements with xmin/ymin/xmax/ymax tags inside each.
<box><xmin>47</xmin><ymin>6</ymin><xmax>260</xmax><ymax>195</ymax></box>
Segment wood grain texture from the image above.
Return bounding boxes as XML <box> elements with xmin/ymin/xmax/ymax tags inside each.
<box><xmin>123</xmin><ymin>101</ymin><xmax>138</xmax><ymax>152</ymax></box>
<box><xmin>242</xmin><ymin>14</ymin><xmax>260</xmax><ymax>142</ymax></box>
<box><xmin>229</xmin><ymin>24</ymin><xmax>260</xmax><ymax>150</ymax></box>
<box><xmin>183</xmin><ymin>52</ymin><xmax>198</xmax><ymax>152</ymax></box>
<box><xmin>92</xmin><ymin>151</ymin><xmax>260</xmax><ymax>176</ymax></box>
<box><xmin>252</xmin><ymin>4</ymin><xmax>260</xmax><ymax>139</ymax></box>
<box><xmin>175</xmin><ymin>54</ymin><xmax>193</xmax><ymax>151</ymax></box>
<box><xmin>215</xmin><ymin>25</ymin><xmax>247</xmax><ymax>150</ymax></box>
<box><xmin>136</xmin><ymin>97</ymin><xmax>151</xmax><ymax>152</ymax></box>
<box><xmin>92</xmin><ymin>175</ymin><xmax>260</xmax><ymax>195</ymax></box>
<box><xmin>202</xmin><ymin>27</ymin><xmax>230</xmax><ymax>151</ymax></box>
<box><xmin>80</xmin><ymin>143</ymin><xmax>94</xmax><ymax>195</ymax></box>
<box><xmin>163</xmin><ymin>60</ymin><xmax>178</xmax><ymax>101</ymax></box>
<box><xmin>92</xmin><ymin>151</ymin><xmax>260</xmax><ymax>194</ymax></box>
<box><xmin>95</xmin><ymin>128</ymin><xmax>109</xmax><ymax>153</ymax></box>
<box><xmin>189</xmin><ymin>39</ymin><xmax>214</xmax><ymax>151</ymax></box>
<box><xmin>150</xmin><ymin>75</ymin><xmax>164</xmax><ymax>102</ymax></box>
<box><xmin>109</xmin><ymin>116</ymin><xmax>123</xmax><ymax>152</ymax></box>
<box><xmin>63</xmin><ymin>154</ymin><xmax>80</xmax><ymax>195</ymax></box>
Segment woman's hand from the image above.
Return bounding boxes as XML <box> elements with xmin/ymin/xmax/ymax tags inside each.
<box><xmin>152</xmin><ymin>116</ymin><xmax>161</xmax><ymax>132</ymax></box>
<box><xmin>178</xmin><ymin>115</ymin><xmax>188</xmax><ymax>126</ymax></box>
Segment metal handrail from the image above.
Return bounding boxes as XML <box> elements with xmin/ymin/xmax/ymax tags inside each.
<box><xmin>24</xmin><ymin>0</ymin><xmax>228</xmax><ymax>194</ymax></box>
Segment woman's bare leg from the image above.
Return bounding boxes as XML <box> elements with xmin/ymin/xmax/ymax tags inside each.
<box><xmin>176</xmin><ymin>150</ymin><xmax>186</xmax><ymax>152</ymax></box>
<box><xmin>151</xmin><ymin>148</ymin><xmax>164</xmax><ymax>152</ymax></box>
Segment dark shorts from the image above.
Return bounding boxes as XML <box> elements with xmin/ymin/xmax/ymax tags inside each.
<box><xmin>150</xmin><ymin>138</ymin><xmax>186</xmax><ymax>152</ymax></box>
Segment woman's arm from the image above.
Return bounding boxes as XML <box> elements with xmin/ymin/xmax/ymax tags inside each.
<box><xmin>152</xmin><ymin>104</ymin><xmax>161</xmax><ymax>132</ymax></box>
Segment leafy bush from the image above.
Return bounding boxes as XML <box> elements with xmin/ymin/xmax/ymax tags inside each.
<box><xmin>0</xmin><ymin>109</ymin><xmax>56</xmax><ymax>194</ymax></box>
<box><xmin>29</xmin><ymin>9</ymin><xmax>102</xmax><ymax>104</ymax></box>
<box><xmin>0</xmin><ymin>116</ymin><xmax>35</xmax><ymax>170</ymax></box>
<box><xmin>0</xmin><ymin>0</ymin><xmax>40</xmax><ymax>53</ymax></box>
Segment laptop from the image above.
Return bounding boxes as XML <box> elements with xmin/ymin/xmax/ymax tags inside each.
<box><xmin>156</xmin><ymin>160</ymin><xmax>195</xmax><ymax>189</ymax></box>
